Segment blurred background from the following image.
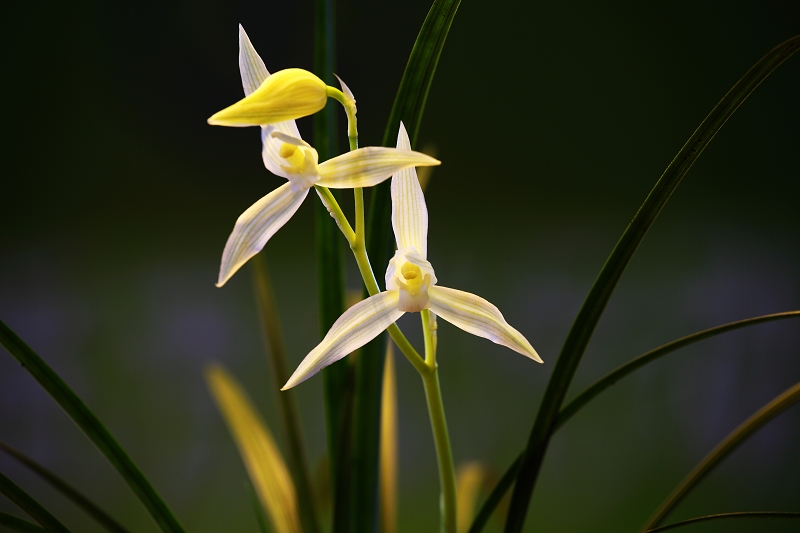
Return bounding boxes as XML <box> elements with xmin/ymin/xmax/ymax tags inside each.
<box><xmin>1</xmin><ymin>0</ymin><xmax>799</xmax><ymax>531</ymax></box>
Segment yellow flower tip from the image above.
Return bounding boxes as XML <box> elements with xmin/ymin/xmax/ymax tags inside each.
<box><xmin>208</xmin><ymin>68</ymin><xmax>328</xmax><ymax>127</ymax></box>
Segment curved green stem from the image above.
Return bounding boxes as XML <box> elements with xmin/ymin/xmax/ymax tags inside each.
<box><xmin>420</xmin><ymin>309</ymin><xmax>457</xmax><ymax>533</ymax></box>
<box><xmin>644</xmin><ymin>512</ymin><xmax>800</xmax><ymax>532</ymax></box>
<box><xmin>642</xmin><ymin>380</ymin><xmax>800</xmax><ymax>530</ymax></box>
<box><xmin>505</xmin><ymin>34</ymin><xmax>800</xmax><ymax>533</ymax></box>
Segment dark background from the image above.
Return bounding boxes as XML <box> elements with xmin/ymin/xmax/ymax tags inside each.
<box><xmin>2</xmin><ymin>0</ymin><xmax>799</xmax><ymax>531</ymax></box>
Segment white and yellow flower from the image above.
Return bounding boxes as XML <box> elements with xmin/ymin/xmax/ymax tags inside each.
<box><xmin>283</xmin><ymin>123</ymin><xmax>542</xmax><ymax>389</ymax></box>
<box><xmin>214</xmin><ymin>27</ymin><xmax>440</xmax><ymax>287</ymax></box>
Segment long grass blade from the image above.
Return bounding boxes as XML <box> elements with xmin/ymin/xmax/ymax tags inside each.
<box><xmin>557</xmin><ymin>310</ymin><xmax>800</xmax><ymax>428</ymax></box>
<box><xmin>643</xmin><ymin>512</ymin><xmax>800</xmax><ymax>532</ymax></box>
<box><xmin>0</xmin><ymin>512</ymin><xmax>47</xmax><ymax>533</ymax></box>
<box><xmin>0</xmin><ymin>442</ymin><xmax>128</xmax><ymax>533</ymax></box>
<box><xmin>205</xmin><ymin>364</ymin><xmax>302</xmax><ymax>533</ymax></box>
<box><xmin>471</xmin><ymin>309</ymin><xmax>800</xmax><ymax>531</ymax></box>
<box><xmin>641</xmin><ymin>380</ymin><xmax>800</xmax><ymax>530</ymax></box>
<box><xmin>0</xmin><ymin>471</ymin><xmax>70</xmax><ymax>532</ymax></box>
<box><xmin>354</xmin><ymin>2</ymin><xmax>462</xmax><ymax>530</ymax></box>
<box><xmin>312</xmin><ymin>0</ymin><xmax>352</xmax><ymax>530</ymax></box>
<box><xmin>504</xmin><ymin>35</ymin><xmax>800</xmax><ymax>533</ymax></box>
<box><xmin>251</xmin><ymin>254</ymin><xmax>320</xmax><ymax>533</ymax></box>
<box><xmin>378</xmin><ymin>345</ymin><xmax>398</xmax><ymax>533</ymax></box>
<box><xmin>0</xmin><ymin>320</ymin><xmax>185</xmax><ymax>533</ymax></box>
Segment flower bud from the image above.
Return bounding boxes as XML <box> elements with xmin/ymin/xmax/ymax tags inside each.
<box><xmin>208</xmin><ymin>68</ymin><xmax>328</xmax><ymax>126</ymax></box>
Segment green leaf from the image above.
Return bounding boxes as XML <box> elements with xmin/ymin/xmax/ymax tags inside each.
<box><xmin>0</xmin><ymin>442</ymin><xmax>128</xmax><ymax>532</ymax></box>
<box><xmin>352</xmin><ymin>1</ymin><xmax>462</xmax><ymax>531</ymax></box>
<box><xmin>312</xmin><ymin>0</ymin><xmax>353</xmax><ymax>531</ymax></box>
<box><xmin>0</xmin><ymin>320</ymin><xmax>185</xmax><ymax>533</ymax></box>
<box><xmin>251</xmin><ymin>254</ymin><xmax>320</xmax><ymax>533</ymax></box>
<box><xmin>643</xmin><ymin>512</ymin><xmax>800</xmax><ymax>533</ymax></box>
<box><xmin>504</xmin><ymin>34</ymin><xmax>800</xmax><ymax>533</ymax></box>
<box><xmin>642</xmin><ymin>380</ymin><xmax>800</xmax><ymax>530</ymax></box>
<box><xmin>0</xmin><ymin>511</ymin><xmax>47</xmax><ymax>533</ymax></box>
<box><xmin>470</xmin><ymin>309</ymin><xmax>800</xmax><ymax>532</ymax></box>
<box><xmin>0</xmin><ymin>471</ymin><xmax>70</xmax><ymax>532</ymax></box>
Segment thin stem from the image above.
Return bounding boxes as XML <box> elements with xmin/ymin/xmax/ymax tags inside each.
<box><xmin>642</xmin><ymin>380</ymin><xmax>800</xmax><ymax>530</ymax></box>
<box><xmin>421</xmin><ymin>309</ymin><xmax>457</xmax><ymax>533</ymax></box>
<box><xmin>314</xmin><ymin>185</ymin><xmax>355</xmax><ymax>244</ymax></box>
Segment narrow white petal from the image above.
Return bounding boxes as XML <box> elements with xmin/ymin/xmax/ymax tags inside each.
<box><xmin>428</xmin><ymin>286</ymin><xmax>542</xmax><ymax>362</ymax></box>
<box><xmin>334</xmin><ymin>74</ymin><xmax>356</xmax><ymax>102</ymax></box>
<box><xmin>316</xmin><ymin>148</ymin><xmax>440</xmax><ymax>189</ymax></box>
<box><xmin>238</xmin><ymin>26</ymin><xmax>302</xmax><ymax>171</ymax></box>
<box><xmin>238</xmin><ymin>25</ymin><xmax>270</xmax><ymax>96</ymax></box>
<box><xmin>217</xmin><ymin>183</ymin><xmax>308</xmax><ymax>287</ymax></box>
<box><xmin>283</xmin><ymin>291</ymin><xmax>404</xmax><ymax>389</ymax></box>
<box><xmin>391</xmin><ymin>122</ymin><xmax>428</xmax><ymax>257</ymax></box>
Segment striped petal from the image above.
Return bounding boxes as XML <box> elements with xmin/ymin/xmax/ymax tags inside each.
<box><xmin>238</xmin><ymin>25</ymin><xmax>269</xmax><ymax>97</ymax></box>
<box><xmin>391</xmin><ymin>121</ymin><xmax>428</xmax><ymax>257</ymax></box>
<box><xmin>238</xmin><ymin>24</ymin><xmax>303</xmax><ymax>173</ymax></box>
<box><xmin>217</xmin><ymin>183</ymin><xmax>308</xmax><ymax>287</ymax></box>
<box><xmin>282</xmin><ymin>291</ymin><xmax>404</xmax><ymax>389</ymax></box>
<box><xmin>316</xmin><ymin>147</ymin><xmax>440</xmax><ymax>189</ymax></box>
<box><xmin>428</xmin><ymin>286</ymin><xmax>542</xmax><ymax>362</ymax></box>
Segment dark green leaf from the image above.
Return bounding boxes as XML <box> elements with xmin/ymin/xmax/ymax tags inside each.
<box><xmin>353</xmin><ymin>1</ymin><xmax>462</xmax><ymax>531</ymax></box>
<box><xmin>504</xmin><ymin>35</ymin><xmax>800</xmax><ymax>533</ymax></box>
<box><xmin>0</xmin><ymin>320</ymin><xmax>185</xmax><ymax>533</ymax></box>
<box><xmin>0</xmin><ymin>472</ymin><xmax>69</xmax><ymax>532</ymax></box>
<box><xmin>0</xmin><ymin>511</ymin><xmax>47</xmax><ymax>533</ymax></box>
<box><xmin>0</xmin><ymin>442</ymin><xmax>128</xmax><ymax>533</ymax></box>
<box><xmin>644</xmin><ymin>512</ymin><xmax>800</xmax><ymax>532</ymax></box>
<box><xmin>642</xmin><ymin>381</ymin><xmax>800</xmax><ymax>529</ymax></box>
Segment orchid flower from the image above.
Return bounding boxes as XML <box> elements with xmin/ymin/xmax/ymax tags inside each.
<box><xmin>214</xmin><ymin>26</ymin><xmax>440</xmax><ymax>287</ymax></box>
<box><xmin>283</xmin><ymin>123</ymin><xmax>542</xmax><ymax>389</ymax></box>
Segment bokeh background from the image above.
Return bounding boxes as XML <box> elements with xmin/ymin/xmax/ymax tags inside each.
<box><xmin>2</xmin><ymin>0</ymin><xmax>799</xmax><ymax>531</ymax></box>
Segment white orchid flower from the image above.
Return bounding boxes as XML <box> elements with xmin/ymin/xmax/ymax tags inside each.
<box><xmin>215</xmin><ymin>26</ymin><xmax>440</xmax><ymax>287</ymax></box>
<box><xmin>283</xmin><ymin>123</ymin><xmax>542</xmax><ymax>389</ymax></box>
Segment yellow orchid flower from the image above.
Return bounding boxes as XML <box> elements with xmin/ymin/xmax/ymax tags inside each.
<box><xmin>283</xmin><ymin>123</ymin><xmax>542</xmax><ymax>389</ymax></box>
<box><xmin>215</xmin><ymin>26</ymin><xmax>440</xmax><ymax>287</ymax></box>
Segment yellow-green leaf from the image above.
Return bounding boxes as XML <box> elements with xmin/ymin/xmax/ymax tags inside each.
<box><xmin>205</xmin><ymin>364</ymin><xmax>302</xmax><ymax>533</ymax></box>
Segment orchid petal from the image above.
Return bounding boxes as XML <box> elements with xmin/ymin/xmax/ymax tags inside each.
<box><xmin>238</xmin><ymin>25</ymin><xmax>269</xmax><ymax>96</ymax></box>
<box><xmin>217</xmin><ymin>183</ymin><xmax>308</xmax><ymax>287</ymax></box>
<box><xmin>391</xmin><ymin>121</ymin><xmax>428</xmax><ymax>257</ymax></box>
<box><xmin>261</xmin><ymin>128</ymin><xmax>317</xmax><ymax>182</ymax></box>
<box><xmin>316</xmin><ymin>148</ymin><xmax>440</xmax><ymax>189</ymax></box>
<box><xmin>208</xmin><ymin>68</ymin><xmax>328</xmax><ymax>127</ymax></box>
<box><xmin>283</xmin><ymin>291</ymin><xmax>404</xmax><ymax>389</ymax></box>
<box><xmin>428</xmin><ymin>286</ymin><xmax>542</xmax><ymax>362</ymax></box>
<box><xmin>238</xmin><ymin>25</ymin><xmax>302</xmax><ymax>169</ymax></box>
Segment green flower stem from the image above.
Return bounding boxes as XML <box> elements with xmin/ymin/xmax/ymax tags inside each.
<box><xmin>314</xmin><ymin>185</ymin><xmax>355</xmax><ymax>243</ymax></box>
<box><xmin>642</xmin><ymin>380</ymin><xmax>800</xmax><ymax>530</ymax></box>
<box><xmin>316</xmin><ymin>180</ymin><xmax>427</xmax><ymax>377</ymax></box>
<box><xmin>420</xmin><ymin>309</ymin><xmax>457</xmax><ymax>533</ymax></box>
<box><xmin>326</xmin><ymin>87</ymin><xmax>358</xmax><ymax>150</ymax></box>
